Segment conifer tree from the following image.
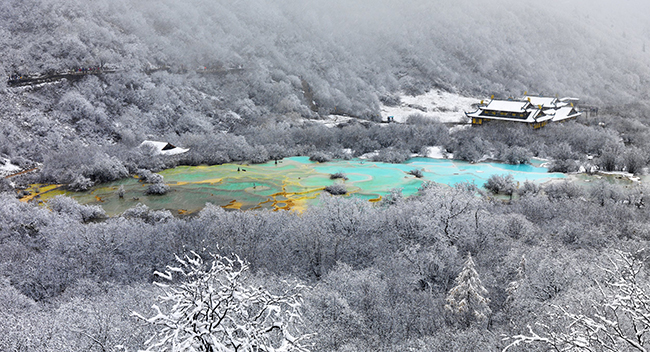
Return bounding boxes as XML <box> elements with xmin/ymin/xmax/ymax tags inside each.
<box><xmin>445</xmin><ymin>252</ymin><xmax>491</xmax><ymax>328</ymax></box>
<box><xmin>505</xmin><ymin>255</ymin><xmax>527</xmax><ymax>307</ymax></box>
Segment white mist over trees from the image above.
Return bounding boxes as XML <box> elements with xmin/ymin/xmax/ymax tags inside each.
<box><xmin>3</xmin><ymin>0</ymin><xmax>650</xmax><ymax>105</ymax></box>
<box><xmin>4</xmin><ymin>1</ymin><xmax>650</xmax><ymax>350</ymax></box>
<box><xmin>1</xmin><ymin>0</ymin><xmax>650</xmax><ymax>185</ymax></box>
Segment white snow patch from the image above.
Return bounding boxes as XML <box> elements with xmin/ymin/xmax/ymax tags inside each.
<box><xmin>0</xmin><ymin>158</ymin><xmax>21</xmax><ymax>177</ymax></box>
<box><xmin>225</xmin><ymin>111</ymin><xmax>242</xmax><ymax>120</ymax></box>
<box><xmin>380</xmin><ymin>89</ymin><xmax>476</xmax><ymax>123</ymax></box>
<box><xmin>450</xmin><ymin>124</ymin><xmax>472</xmax><ymax>134</ymax></box>
<box><xmin>308</xmin><ymin>114</ymin><xmax>353</xmax><ymax>128</ymax></box>
<box><xmin>599</xmin><ymin>170</ymin><xmax>640</xmax><ymax>182</ymax></box>
<box><xmin>358</xmin><ymin>151</ymin><xmax>379</xmax><ymax>160</ymax></box>
<box><xmin>140</xmin><ymin>141</ymin><xmax>189</xmax><ymax>156</ymax></box>
<box><xmin>423</xmin><ymin>146</ymin><xmax>448</xmax><ymax>159</ymax></box>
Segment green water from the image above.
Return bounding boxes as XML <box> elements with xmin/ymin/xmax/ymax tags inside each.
<box><xmin>38</xmin><ymin>157</ymin><xmax>565</xmax><ymax>215</ymax></box>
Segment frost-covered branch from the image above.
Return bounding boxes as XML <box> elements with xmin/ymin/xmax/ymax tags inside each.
<box><xmin>133</xmin><ymin>252</ymin><xmax>312</xmax><ymax>352</ymax></box>
<box><xmin>503</xmin><ymin>251</ymin><xmax>650</xmax><ymax>352</ymax></box>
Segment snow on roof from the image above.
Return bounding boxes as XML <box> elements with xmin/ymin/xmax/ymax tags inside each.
<box><xmin>466</xmin><ymin>109</ymin><xmax>539</xmax><ymax>123</ymax></box>
<box><xmin>552</xmin><ymin>106</ymin><xmax>581</xmax><ymax>122</ymax></box>
<box><xmin>469</xmin><ymin>95</ymin><xmax>582</xmax><ymax>126</ymax></box>
<box><xmin>536</xmin><ymin>114</ymin><xmax>555</xmax><ymax>123</ymax></box>
<box><xmin>140</xmin><ymin>141</ymin><xmax>190</xmax><ymax>156</ymax></box>
<box><xmin>525</xmin><ymin>96</ymin><xmax>557</xmax><ymax>108</ymax></box>
<box><xmin>484</xmin><ymin>100</ymin><xmax>529</xmax><ymax>112</ymax></box>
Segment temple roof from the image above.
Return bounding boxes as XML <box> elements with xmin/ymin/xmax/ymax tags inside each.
<box><xmin>525</xmin><ymin>96</ymin><xmax>558</xmax><ymax>108</ymax></box>
<box><xmin>484</xmin><ymin>100</ymin><xmax>530</xmax><ymax>112</ymax></box>
<box><xmin>466</xmin><ymin>108</ymin><xmax>539</xmax><ymax>123</ymax></box>
<box><xmin>552</xmin><ymin>106</ymin><xmax>581</xmax><ymax>122</ymax></box>
<box><xmin>466</xmin><ymin>95</ymin><xmax>582</xmax><ymax>125</ymax></box>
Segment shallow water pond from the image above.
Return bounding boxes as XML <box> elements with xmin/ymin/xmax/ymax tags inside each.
<box><xmin>32</xmin><ymin>156</ymin><xmax>566</xmax><ymax>215</ymax></box>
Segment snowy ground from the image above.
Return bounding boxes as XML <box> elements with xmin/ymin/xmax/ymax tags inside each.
<box><xmin>304</xmin><ymin>89</ymin><xmax>477</xmax><ymax>128</ymax></box>
<box><xmin>308</xmin><ymin>114</ymin><xmax>354</xmax><ymax>127</ymax></box>
<box><xmin>422</xmin><ymin>146</ymin><xmax>451</xmax><ymax>159</ymax></box>
<box><xmin>0</xmin><ymin>158</ymin><xmax>21</xmax><ymax>178</ymax></box>
<box><xmin>358</xmin><ymin>146</ymin><xmax>451</xmax><ymax>160</ymax></box>
<box><xmin>380</xmin><ymin>89</ymin><xmax>477</xmax><ymax>123</ymax></box>
<box><xmin>140</xmin><ymin>141</ymin><xmax>190</xmax><ymax>156</ymax></box>
<box><xmin>597</xmin><ymin>170</ymin><xmax>641</xmax><ymax>183</ymax></box>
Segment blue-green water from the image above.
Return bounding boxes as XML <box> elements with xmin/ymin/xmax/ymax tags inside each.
<box><xmin>32</xmin><ymin>157</ymin><xmax>565</xmax><ymax>215</ymax></box>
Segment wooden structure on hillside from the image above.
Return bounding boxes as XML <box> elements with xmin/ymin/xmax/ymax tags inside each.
<box><xmin>8</xmin><ymin>62</ymin><xmax>246</xmax><ymax>87</ymax></box>
<box><xmin>466</xmin><ymin>95</ymin><xmax>581</xmax><ymax>129</ymax></box>
<box><xmin>8</xmin><ymin>66</ymin><xmax>118</xmax><ymax>87</ymax></box>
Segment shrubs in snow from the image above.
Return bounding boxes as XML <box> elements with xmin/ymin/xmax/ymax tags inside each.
<box><xmin>146</xmin><ymin>182</ymin><xmax>170</xmax><ymax>195</ymax></box>
<box><xmin>309</xmin><ymin>152</ymin><xmax>332</xmax><ymax>163</ymax></box>
<box><xmin>408</xmin><ymin>168</ymin><xmax>424</xmax><ymax>178</ymax></box>
<box><xmin>371</xmin><ymin>148</ymin><xmax>411</xmax><ymax>163</ymax></box>
<box><xmin>68</xmin><ymin>174</ymin><xmax>94</xmax><ymax>192</ymax></box>
<box><xmin>121</xmin><ymin>203</ymin><xmax>173</xmax><ymax>223</ymax></box>
<box><xmin>138</xmin><ymin>169</ymin><xmax>168</xmax><ymax>195</ymax></box>
<box><xmin>136</xmin><ymin>169</ymin><xmax>163</xmax><ymax>184</ymax></box>
<box><xmin>325</xmin><ymin>184</ymin><xmax>347</xmax><ymax>195</ymax></box>
<box><xmin>484</xmin><ymin>174</ymin><xmax>515</xmax><ymax>197</ymax></box>
<box><xmin>48</xmin><ymin>195</ymin><xmax>105</xmax><ymax>222</ymax></box>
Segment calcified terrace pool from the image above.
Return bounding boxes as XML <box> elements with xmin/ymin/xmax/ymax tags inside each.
<box><xmin>31</xmin><ymin>157</ymin><xmax>565</xmax><ymax>216</ymax></box>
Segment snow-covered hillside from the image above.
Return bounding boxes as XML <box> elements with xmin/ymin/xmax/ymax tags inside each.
<box><xmin>380</xmin><ymin>90</ymin><xmax>477</xmax><ymax>123</ymax></box>
<box><xmin>0</xmin><ymin>158</ymin><xmax>21</xmax><ymax>178</ymax></box>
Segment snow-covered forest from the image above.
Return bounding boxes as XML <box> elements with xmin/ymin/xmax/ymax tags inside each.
<box><xmin>3</xmin><ymin>0</ymin><xmax>650</xmax><ymax>350</ymax></box>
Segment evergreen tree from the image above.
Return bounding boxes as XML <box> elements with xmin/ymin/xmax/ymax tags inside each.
<box><xmin>505</xmin><ymin>255</ymin><xmax>527</xmax><ymax>307</ymax></box>
<box><xmin>445</xmin><ymin>252</ymin><xmax>491</xmax><ymax>328</ymax></box>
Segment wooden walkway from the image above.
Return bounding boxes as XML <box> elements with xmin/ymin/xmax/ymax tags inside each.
<box><xmin>8</xmin><ymin>65</ymin><xmax>245</xmax><ymax>87</ymax></box>
<box><xmin>8</xmin><ymin>68</ymin><xmax>117</xmax><ymax>87</ymax></box>
<box><xmin>4</xmin><ymin>167</ymin><xmax>38</xmax><ymax>178</ymax></box>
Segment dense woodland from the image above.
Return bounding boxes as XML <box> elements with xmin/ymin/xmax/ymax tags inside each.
<box><xmin>3</xmin><ymin>0</ymin><xmax>650</xmax><ymax>351</ymax></box>
<box><xmin>4</xmin><ymin>181</ymin><xmax>650</xmax><ymax>351</ymax></box>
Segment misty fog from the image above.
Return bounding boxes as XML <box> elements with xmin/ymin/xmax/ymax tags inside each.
<box><xmin>5</xmin><ymin>1</ymin><xmax>650</xmax><ymax>351</ymax></box>
<box><xmin>3</xmin><ymin>0</ymin><xmax>650</xmax><ymax>108</ymax></box>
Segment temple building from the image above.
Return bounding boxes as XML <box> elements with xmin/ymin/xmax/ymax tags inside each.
<box><xmin>466</xmin><ymin>95</ymin><xmax>581</xmax><ymax>128</ymax></box>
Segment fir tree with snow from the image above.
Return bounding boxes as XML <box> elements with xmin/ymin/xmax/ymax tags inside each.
<box><xmin>505</xmin><ymin>255</ymin><xmax>527</xmax><ymax>308</ymax></box>
<box><xmin>445</xmin><ymin>252</ymin><xmax>491</xmax><ymax>328</ymax></box>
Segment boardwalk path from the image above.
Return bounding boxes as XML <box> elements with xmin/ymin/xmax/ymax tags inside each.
<box><xmin>8</xmin><ymin>65</ymin><xmax>245</xmax><ymax>87</ymax></box>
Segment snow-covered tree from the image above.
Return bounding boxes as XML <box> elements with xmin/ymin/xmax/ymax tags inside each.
<box><xmin>445</xmin><ymin>252</ymin><xmax>491</xmax><ymax>328</ymax></box>
<box><xmin>133</xmin><ymin>252</ymin><xmax>311</xmax><ymax>352</ymax></box>
<box><xmin>503</xmin><ymin>251</ymin><xmax>650</xmax><ymax>351</ymax></box>
<box><xmin>484</xmin><ymin>174</ymin><xmax>516</xmax><ymax>199</ymax></box>
<box><xmin>505</xmin><ymin>255</ymin><xmax>527</xmax><ymax>307</ymax></box>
